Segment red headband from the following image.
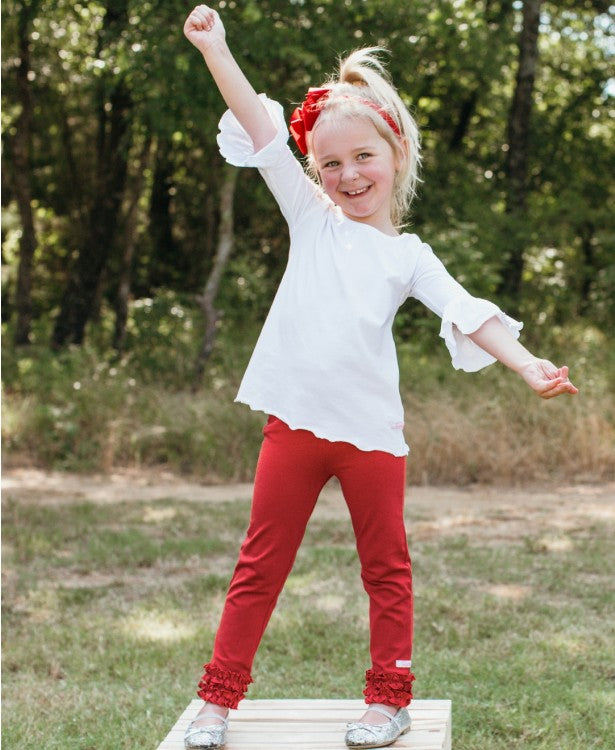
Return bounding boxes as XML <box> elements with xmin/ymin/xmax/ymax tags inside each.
<box><xmin>289</xmin><ymin>87</ymin><xmax>401</xmax><ymax>155</ymax></box>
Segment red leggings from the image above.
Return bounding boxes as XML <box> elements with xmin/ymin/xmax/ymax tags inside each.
<box><xmin>197</xmin><ymin>417</ymin><xmax>415</xmax><ymax>708</ymax></box>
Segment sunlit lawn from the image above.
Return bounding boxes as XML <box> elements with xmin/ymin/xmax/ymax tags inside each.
<box><xmin>2</xmin><ymin>490</ymin><xmax>614</xmax><ymax>749</ymax></box>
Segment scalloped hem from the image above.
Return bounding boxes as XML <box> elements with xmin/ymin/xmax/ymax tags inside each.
<box><xmin>197</xmin><ymin>663</ymin><xmax>253</xmax><ymax>710</ymax></box>
<box><xmin>363</xmin><ymin>668</ymin><xmax>416</xmax><ymax>708</ymax></box>
<box><xmin>439</xmin><ymin>296</ymin><xmax>523</xmax><ymax>373</ymax></box>
<box><xmin>235</xmin><ymin>400</ymin><xmax>410</xmax><ymax>457</ymax></box>
<box><xmin>217</xmin><ymin>94</ymin><xmax>289</xmax><ymax>168</ymax></box>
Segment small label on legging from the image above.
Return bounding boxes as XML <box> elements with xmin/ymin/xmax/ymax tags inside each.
<box><xmin>395</xmin><ymin>659</ymin><xmax>412</xmax><ymax>668</ymax></box>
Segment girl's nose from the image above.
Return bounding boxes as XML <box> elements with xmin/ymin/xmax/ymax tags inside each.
<box><xmin>341</xmin><ymin>163</ymin><xmax>359</xmax><ymax>183</ymax></box>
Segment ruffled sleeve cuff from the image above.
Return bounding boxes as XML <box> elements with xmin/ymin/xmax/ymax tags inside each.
<box><xmin>217</xmin><ymin>94</ymin><xmax>290</xmax><ymax>168</ymax></box>
<box><xmin>439</xmin><ymin>295</ymin><xmax>523</xmax><ymax>372</ymax></box>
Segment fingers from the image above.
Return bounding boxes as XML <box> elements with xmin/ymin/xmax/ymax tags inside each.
<box><xmin>537</xmin><ymin>376</ymin><xmax>564</xmax><ymax>399</ymax></box>
<box><xmin>552</xmin><ymin>364</ymin><xmax>578</xmax><ymax>396</ymax></box>
<box><xmin>550</xmin><ymin>364</ymin><xmax>568</xmax><ymax>380</ymax></box>
<box><xmin>187</xmin><ymin>4</ymin><xmax>217</xmax><ymax>32</ymax></box>
<box><xmin>538</xmin><ymin>375</ymin><xmax>579</xmax><ymax>399</ymax></box>
<box><xmin>524</xmin><ymin>359</ymin><xmax>577</xmax><ymax>399</ymax></box>
<box><xmin>561</xmin><ymin>379</ymin><xmax>579</xmax><ymax>395</ymax></box>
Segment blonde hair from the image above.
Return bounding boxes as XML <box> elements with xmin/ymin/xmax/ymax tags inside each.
<box><xmin>306</xmin><ymin>47</ymin><xmax>421</xmax><ymax>228</ymax></box>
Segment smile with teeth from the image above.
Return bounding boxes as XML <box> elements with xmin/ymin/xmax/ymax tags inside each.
<box><xmin>344</xmin><ymin>185</ymin><xmax>371</xmax><ymax>196</ymax></box>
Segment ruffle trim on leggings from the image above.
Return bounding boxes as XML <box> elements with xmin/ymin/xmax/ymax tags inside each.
<box><xmin>363</xmin><ymin>668</ymin><xmax>416</xmax><ymax>708</ymax></box>
<box><xmin>197</xmin><ymin>662</ymin><xmax>253</xmax><ymax>709</ymax></box>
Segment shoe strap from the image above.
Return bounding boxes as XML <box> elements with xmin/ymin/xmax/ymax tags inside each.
<box><xmin>366</xmin><ymin>704</ymin><xmax>397</xmax><ymax>722</ymax></box>
<box><xmin>190</xmin><ymin>712</ymin><xmax>229</xmax><ymax>728</ymax></box>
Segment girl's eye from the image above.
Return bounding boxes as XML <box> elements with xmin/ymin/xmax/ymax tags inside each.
<box><xmin>323</xmin><ymin>161</ymin><xmax>339</xmax><ymax>169</ymax></box>
<box><xmin>357</xmin><ymin>152</ymin><xmax>371</xmax><ymax>160</ymax></box>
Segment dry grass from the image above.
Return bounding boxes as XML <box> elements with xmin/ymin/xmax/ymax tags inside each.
<box><xmin>3</xmin><ymin>324</ymin><xmax>614</xmax><ymax>484</ymax></box>
<box><xmin>404</xmin><ymin>385</ymin><xmax>614</xmax><ymax>484</ymax></box>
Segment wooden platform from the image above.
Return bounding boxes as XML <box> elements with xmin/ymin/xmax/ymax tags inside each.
<box><xmin>157</xmin><ymin>698</ymin><xmax>452</xmax><ymax>750</ymax></box>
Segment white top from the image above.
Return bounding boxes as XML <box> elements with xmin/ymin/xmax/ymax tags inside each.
<box><xmin>217</xmin><ymin>95</ymin><xmax>522</xmax><ymax>456</ymax></box>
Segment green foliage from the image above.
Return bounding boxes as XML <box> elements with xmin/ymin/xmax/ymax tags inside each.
<box><xmin>2</xmin><ymin>0</ymin><xmax>614</xmax><ymax>339</ymax></box>
<box><xmin>2</xmin><ymin>1</ymin><xmax>615</xmax><ymax>479</ymax></box>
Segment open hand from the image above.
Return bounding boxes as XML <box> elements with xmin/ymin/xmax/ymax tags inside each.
<box><xmin>184</xmin><ymin>4</ymin><xmax>225</xmax><ymax>54</ymax></box>
<box><xmin>518</xmin><ymin>359</ymin><xmax>579</xmax><ymax>399</ymax></box>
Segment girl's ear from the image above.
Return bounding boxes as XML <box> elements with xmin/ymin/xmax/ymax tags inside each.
<box><xmin>394</xmin><ymin>135</ymin><xmax>410</xmax><ymax>172</ymax></box>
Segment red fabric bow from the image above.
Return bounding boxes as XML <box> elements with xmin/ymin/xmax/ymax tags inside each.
<box><xmin>289</xmin><ymin>87</ymin><xmax>402</xmax><ymax>155</ymax></box>
<box><xmin>289</xmin><ymin>87</ymin><xmax>331</xmax><ymax>155</ymax></box>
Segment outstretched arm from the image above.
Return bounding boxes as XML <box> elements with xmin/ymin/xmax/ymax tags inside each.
<box><xmin>183</xmin><ymin>4</ymin><xmax>277</xmax><ymax>151</ymax></box>
<box><xmin>468</xmin><ymin>316</ymin><xmax>578</xmax><ymax>399</ymax></box>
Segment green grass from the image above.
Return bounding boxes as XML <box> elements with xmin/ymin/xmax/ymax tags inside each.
<box><xmin>2</xmin><ymin>489</ymin><xmax>614</xmax><ymax>749</ymax></box>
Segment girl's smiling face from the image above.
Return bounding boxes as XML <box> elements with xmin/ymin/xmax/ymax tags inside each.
<box><xmin>311</xmin><ymin>115</ymin><xmax>401</xmax><ymax>236</ymax></box>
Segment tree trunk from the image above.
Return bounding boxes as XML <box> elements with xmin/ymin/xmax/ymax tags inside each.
<box><xmin>578</xmin><ymin>221</ymin><xmax>595</xmax><ymax>317</ymax></box>
<box><xmin>147</xmin><ymin>139</ymin><xmax>178</xmax><ymax>289</ymax></box>
<box><xmin>12</xmin><ymin>2</ymin><xmax>38</xmax><ymax>345</ymax></box>
<box><xmin>113</xmin><ymin>134</ymin><xmax>153</xmax><ymax>352</ymax></box>
<box><xmin>58</xmin><ymin>97</ymin><xmax>86</xmax><ymax>226</ymax></box>
<box><xmin>448</xmin><ymin>1</ymin><xmax>513</xmax><ymax>152</ymax></box>
<box><xmin>52</xmin><ymin>80</ymin><xmax>132</xmax><ymax>347</ymax></box>
<box><xmin>448</xmin><ymin>90</ymin><xmax>479</xmax><ymax>152</ymax></box>
<box><xmin>194</xmin><ymin>164</ymin><xmax>239</xmax><ymax>385</ymax></box>
<box><xmin>51</xmin><ymin>0</ymin><xmax>132</xmax><ymax>347</ymax></box>
<box><xmin>498</xmin><ymin>0</ymin><xmax>542</xmax><ymax>307</ymax></box>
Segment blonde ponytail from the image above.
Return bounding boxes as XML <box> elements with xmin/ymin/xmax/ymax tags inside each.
<box><xmin>307</xmin><ymin>47</ymin><xmax>422</xmax><ymax>227</ymax></box>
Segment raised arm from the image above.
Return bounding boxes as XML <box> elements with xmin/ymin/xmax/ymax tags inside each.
<box><xmin>183</xmin><ymin>4</ymin><xmax>277</xmax><ymax>151</ymax></box>
<box><xmin>468</xmin><ymin>316</ymin><xmax>578</xmax><ymax>399</ymax></box>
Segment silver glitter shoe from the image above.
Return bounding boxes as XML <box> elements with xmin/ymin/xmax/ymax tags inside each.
<box><xmin>345</xmin><ymin>705</ymin><xmax>411</xmax><ymax>748</ymax></box>
<box><xmin>184</xmin><ymin>711</ymin><xmax>229</xmax><ymax>750</ymax></box>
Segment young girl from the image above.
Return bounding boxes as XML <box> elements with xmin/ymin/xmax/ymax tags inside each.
<box><xmin>182</xmin><ymin>6</ymin><xmax>578</xmax><ymax>749</ymax></box>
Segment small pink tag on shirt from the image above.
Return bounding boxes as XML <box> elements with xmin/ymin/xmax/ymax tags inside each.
<box><xmin>396</xmin><ymin>659</ymin><xmax>412</xmax><ymax>668</ymax></box>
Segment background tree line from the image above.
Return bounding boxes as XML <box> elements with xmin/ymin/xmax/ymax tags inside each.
<box><xmin>2</xmin><ymin>0</ymin><xmax>613</xmax><ymax>374</ymax></box>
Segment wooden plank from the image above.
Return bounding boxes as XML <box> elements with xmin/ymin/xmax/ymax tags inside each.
<box><xmin>157</xmin><ymin>699</ymin><xmax>451</xmax><ymax>750</ymax></box>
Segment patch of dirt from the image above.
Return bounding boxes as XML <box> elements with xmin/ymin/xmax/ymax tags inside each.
<box><xmin>1</xmin><ymin>468</ymin><xmax>254</xmax><ymax>505</ymax></box>
<box><xmin>3</xmin><ymin>470</ymin><xmax>614</xmax><ymax>606</ymax></box>
<box><xmin>3</xmin><ymin>468</ymin><xmax>614</xmax><ymax>546</ymax></box>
